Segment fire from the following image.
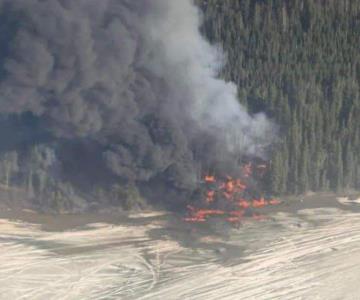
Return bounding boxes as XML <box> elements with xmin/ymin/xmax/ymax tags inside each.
<box><xmin>204</xmin><ymin>175</ymin><xmax>216</xmax><ymax>183</ymax></box>
<box><xmin>237</xmin><ymin>199</ymin><xmax>251</xmax><ymax>209</ymax></box>
<box><xmin>252</xmin><ymin>197</ymin><xmax>267</xmax><ymax>208</ymax></box>
<box><xmin>183</xmin><ymin>207</ymin><xmax>225</xmax><ymax>222</ymax></box>
<box><xmin>206</xmin><ymin>190</ymin><xmax>215</xmax><ymax>203</ymax></box>
<box><xmin>269</xmin><ymin>199</ymin><xmax>281</xmax><ymax>205</ymax></box>
<box><xmin>219</xmin><ymin>177</ymin><xmax>247</xmax><ymax>201</ymax></box>
<box><xmin>184</xmin><ymin>162</ymin><xmax>281</xmax><ymax>225</ymax></box>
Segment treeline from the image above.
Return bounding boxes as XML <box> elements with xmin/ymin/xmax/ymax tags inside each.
<box><xmin>0</xmin><ymin>143</ymin><xmax>147</xmax><ymax>212</ymax></box>
<box><xmin>197</xmin><ymin>0</ymin><xmax>360</xmax><ymax>194</ymax></box>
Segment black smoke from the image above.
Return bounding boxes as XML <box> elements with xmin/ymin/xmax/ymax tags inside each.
<box><xmin>0</xmin><ymin>0</ymin><xmax>274</xmax><ymax>212</ymax></box>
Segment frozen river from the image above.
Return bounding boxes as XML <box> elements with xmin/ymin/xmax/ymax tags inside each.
<box><xmin>1</xmin><ymin>196</ymin><xmax>360</xmax><ymax>299</ymax></box>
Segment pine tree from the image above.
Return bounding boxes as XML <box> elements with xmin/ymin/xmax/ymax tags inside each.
<box><xmin>199</xmin><ymin>0</ymin><xmax>360</xmax><ymax>195</ymax></box>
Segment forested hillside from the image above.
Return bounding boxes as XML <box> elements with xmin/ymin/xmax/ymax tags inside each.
<box><xmin>198</xmin><ymin>0</ymin><xmax>360</xmax><ymax>194</ymax></box>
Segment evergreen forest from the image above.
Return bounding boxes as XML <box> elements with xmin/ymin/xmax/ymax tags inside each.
<box><xmin>198</xmin><ymin>0</ymin><xmax>360</xmax><ymax>195</ymax></box>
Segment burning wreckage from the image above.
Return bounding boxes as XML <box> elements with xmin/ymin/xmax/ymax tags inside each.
<box><xmin>184</xmin><ymin>161</ymin><xmax>281</xmax><ymax>225</ymax></box>
<box><xmin>0</xmin><ymin>0</ymin><xmax>275</xmax><ymax>214</ymax></box>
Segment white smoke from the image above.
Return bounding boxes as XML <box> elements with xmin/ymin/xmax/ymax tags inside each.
<box><xmin>143</xmin><ymin>0</ymin><xmax>275</xmax><ymax>155</ymax></box>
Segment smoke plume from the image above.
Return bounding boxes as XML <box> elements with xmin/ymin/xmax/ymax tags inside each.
<box><xmin>0</xmin><ymin>0</ymin><xmax>274</xmax><ymax>210</ymax></box>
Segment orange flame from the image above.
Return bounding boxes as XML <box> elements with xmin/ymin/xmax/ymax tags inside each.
<box><xmin>204</xmin><ymin>175</ymin><xmax>216</xmax><ymax>183</ymax></box>
<box><xmin>237</xmin><ymin>199</ymin><xmax>251</xmax><ymax>209</ymax></box>
<box><xmin>252</xmin><ymin>197</ymin><xmax>268</xmax><ymax>208</ymax></box>
<box><xmin>269</xmin><ymin>199</ymin><xmax>281</xmax><ymax>205</ymax></box>
<box><xmin>206</xmin><ymin>190</ymin><xmax>215</xmax><ymax>203</ymax></box>
<box><xmin>229</xmin><ymin>210</ymin><xmax>245</xmax><ymax>217</ymax></box>
<box><xmin>185</xmin><ymin>162</ymin><xmax>281</xmax><ymax>225</ymax></box>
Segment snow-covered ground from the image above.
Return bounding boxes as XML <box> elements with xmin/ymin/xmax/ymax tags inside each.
<box><xmin>1</xmin><ymin>198</ymin><xmax>360</xmax><ymax>299</ymax></box>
